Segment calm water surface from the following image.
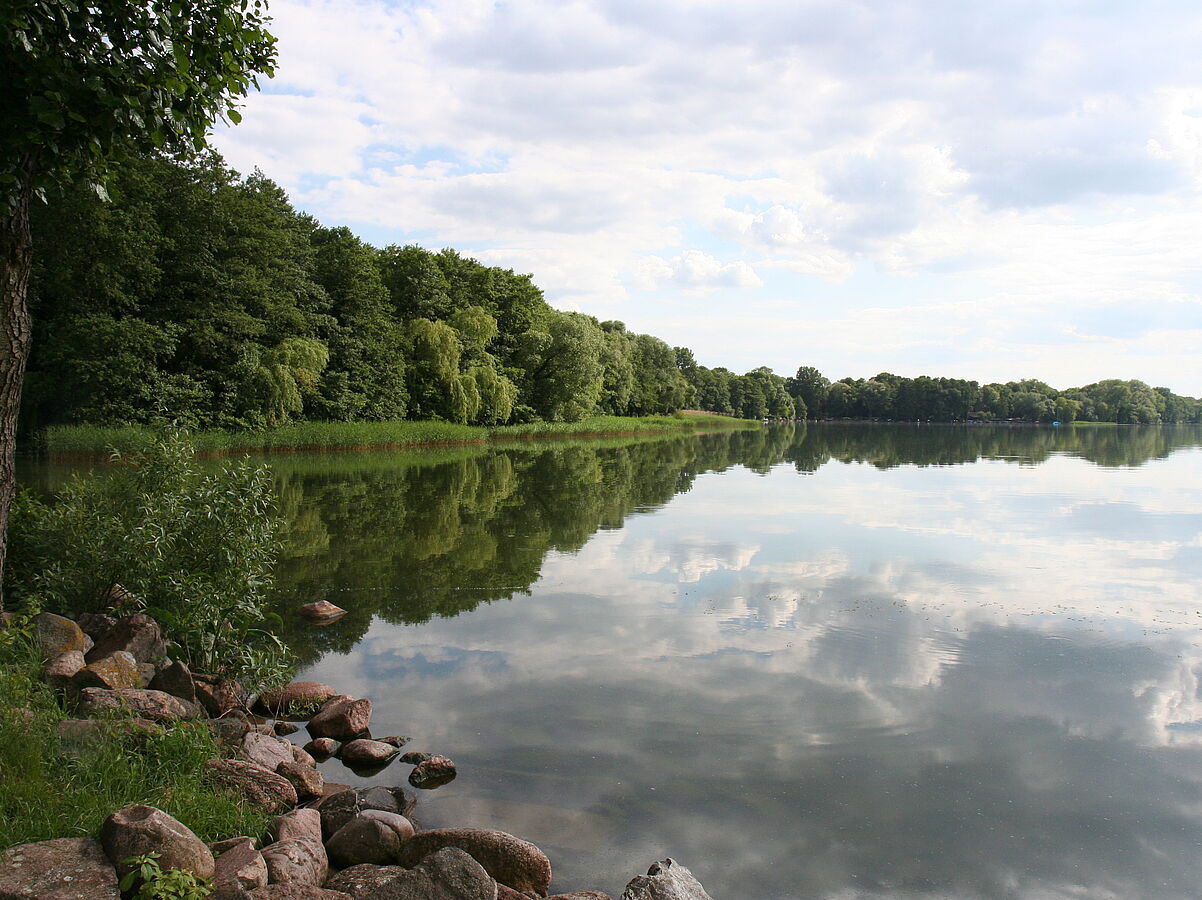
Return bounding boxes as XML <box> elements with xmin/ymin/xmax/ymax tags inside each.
<box><xmin>267</xmin><ymin>424</ymin><xmax>1202</xmax><ymax>898</ymax></box>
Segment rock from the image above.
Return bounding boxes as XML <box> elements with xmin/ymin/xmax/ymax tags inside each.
<box><xmin>249</xmin><ymin>886</ymin><xmax>351</xmax><ymax>899</ymax></box>
<box><xmin>290</xmin><ymin>743</ymin><xmax>317</xmax><ymax>767</ymax></box>
<box><xmin>325</xmin><ymin>864</ymin><xmax>410</xmax><ymax>898</ymax></box>
<box><xmin>76</xmin><ymin>687</ymin><xmax>198</xmax><ymax>722</ymax></box>
<box><xmin>33</xmin><ymin>612</ymin><xmax>87</xmax><ymax>659</ymax></box>
<box><xmin>270</xmin><ymin>809</ymin><xmax>322</xmax><ymax>844</ymax></box>
<box><xmin>76</xmin><ymin>612</ymin><xmax>117</xmax><ymax>642</ymax></box>
<box><xmin>494</xmin><ymin>886</ymin><xmax>530</xmax><ymax>900</ymax></box>
<box><xmin>0</xmin><ymin>837</ymin><xmax>120</xmax><ymax>900</ymax></box>
<box><xmin>303</xmin><ymin>738</ymin><xmax>339</xmax><ymax>761</ymax></box>
<box><xmin>548</xmin><ymin>894</ymin><xmax>613</xmax><ymax>900</ymax></box>
<box><xmin>255</xmin><ymin>682</ymin><xmax>338</xmax><ymax>718</ymax></box>
<box><xmin>149</xmin><ymin>659</ymin><xmax>197</xmax><ymax>703</ymax></box>
<box><xmin>313</xmin><ymin>782</ymin><xmax>353</xmax><ymax>808</ymax></box>
<box><xmin>239</xmin><ymin>731</ymin><xmax>296</xmax><ymax>771</ymax></box>
<box><xmin>211</xmin><ymin>716</ymin><xmax>255</xmax><ymax>746</ymax></box>
<box><xmin>196</xmin><ymin>678</ymin><xmax>244</xmax><ymax>717</ymax></box>
<box><xmin>260</xmin><ymin>838</ymin><xmax>327</xmax><ymax>887</ymax></box>
<box><xmin>212</xmin><ymin>837</ymin><xmax>258</xmax><ymax>855</ymax></box>
<box><xmin>317</xmin><ymin>786</ymin><xmax>414</xmax><ymax>842</ymax></box>
<box><xmin>408</xmin><ymin>755</ymin><xmax>456</xmax><ymax>789</ymax></box>
<box><xmin>275</xmin><ymin>721</ymin><xmax>300</xmax><ymax>736</ymax></box>
<box><xmin>42</xmin><ymin>650</ymin><xmax>87</xmax><ymax>690</ymax></box>
<box><xmin>136</xmin><ymin>662</ymin><xmax>156</xmax><ymax>687</ymax></box>
<box><xmin>306</xmin><ymin>696</ymin><xmax>371</xmax><ymax>741</ymax></box>
<box><xmin>619</xmin><ymin>860</ymin><xmax>712</xmax><ymax>900</ymax></box>
<box><xmin>325</xmin><ymin>817</ymin><xmax>402</xmax><ymax>868</ymax></box>
<box><xmin>85</xmin><ymin>613</ymin><xmax>165</xmax><ymax>664</ymax></box>
<box><xmin>358</xmin><ymin>847</ymin><xmax>497</xmax><ymax>900</ymax></box>
<box><xmin>399</xmin><ymin>752</ymin><xmax>431</xmax><ymax>765</ymax></box>
<box><xmin>99</xmin><ymin>804</ymin><xmax>215</xmax><ymax>882</ymax></box>
<box><xmin>206</xmin><ymin>759</ymin><xmax>298</xmax><ymax>813</ymax></box>
<box><xmin>297</xmin><ymin>601</ymin><xmax>346</xmax><ymax>622</ymax></box>
<box><xmin>57</xmin><ymin>717</ymin><xmax>162</xmax><ymax>746</ymax></box>
<box><xmin>277</xmin><ymin>761</ymin><xmax>324</xmax><ymax>802</ymax></box>
<box><xmin>213</xmin><ymin>838</ymin><xmax>269</xmax><ymax>897</ymax></box>
<box><xmin>359</xmin><ymin>809</ymin><xmax>415</xmax><ymax>843</ymax></box>
<box><xmin>376</xmin><ymin>735</ymin><xmax>409</xmax><ymax>748</ymax></box>
<box><xmin>72</xmin><ymin>650</ymin><xmax>142</xmax><ymax>690</ymax></box>
<box><xmin>397</xmin><ymin>829</ymin><xmax>550</xmax><ymax>898</ymax></box>
<box><xmin>340</xmin><ymin>739</ymin><xmax>400</xmax><ymax>768</ymax></box>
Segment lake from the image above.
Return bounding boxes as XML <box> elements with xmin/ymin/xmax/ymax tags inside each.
<box><xmin>57</xmin><ymin>422</ymin><xmax>1202</xmax><ymax>898</ymax></box>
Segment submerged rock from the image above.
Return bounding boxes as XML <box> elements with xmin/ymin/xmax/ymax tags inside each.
<box><xmin>297</xmin><ymin>601</ymin><xmax>346</xmax><ymax>622</ymax></box>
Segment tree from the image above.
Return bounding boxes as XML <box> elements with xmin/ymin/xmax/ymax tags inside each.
<box><xmin>1</xmin><ymin>0</ymin><xmax>277</xmax><ymax>610</ymax></box>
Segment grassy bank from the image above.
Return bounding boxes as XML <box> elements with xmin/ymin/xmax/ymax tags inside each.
<box><xmin>37</xmin><ymin>413</ymin><xmax>757</xmax><ymax>457</ymax></box>
<box><xmin>0</xmin><ymin>627</ymin><xmax>272</xmax><ymax>850</ymax></box>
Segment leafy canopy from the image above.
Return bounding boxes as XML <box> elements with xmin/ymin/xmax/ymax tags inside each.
<box><xmin>1</xmin><ymin>0</ymin><xmax>277</xmax><ymax>208</ymax></box>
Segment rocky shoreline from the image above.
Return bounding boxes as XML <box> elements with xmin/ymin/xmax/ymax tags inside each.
<box><xmin>0</xmin><ymin>610</ymin><xmax>714</xmax><ymax>900</ymax></box>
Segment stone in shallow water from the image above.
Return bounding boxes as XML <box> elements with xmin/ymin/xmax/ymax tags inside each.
<box><xmin>620</xmin><ymin>859</ymin><xmax>712</xmax><ymax>900</ymax></box>
<box><xmin>0</xmin><ymin>837</ymin><xmax>119</xmax><ymax>900</ymax></box>
<box><xmin>408</xmin><ymin>755</ymin><xmax>456</xmax><ymax>789</ymax></box>
<box><xmin>340</xmin><ymin>738</ymin><xmax>400</xmax><ymax>768</ymax></box>
<box><xmin>297</xmin><ymin>601</ymin><xmax>347</xmax><ymax>622</ymax></box>
<box><xmin>306</xmin><ymin>696</ymin><xmax>372</xmax><ymax>741</ymax></box>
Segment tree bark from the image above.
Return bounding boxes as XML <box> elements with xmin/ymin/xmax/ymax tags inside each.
<box><xmin>0</xmin><ymin>176</ymin><xmax>34</xmax><ymax>614</ymax></box>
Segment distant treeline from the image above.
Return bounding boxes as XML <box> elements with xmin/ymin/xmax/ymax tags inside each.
<box><xmin>23</xmin><ymin>152</ymin><xmax>1201</xmax><ymax>431</ymax></box>
<box><xmin>777</xmin><ymin>369</ymin><xmax>1202</xmax><ymax>424</ymax></box>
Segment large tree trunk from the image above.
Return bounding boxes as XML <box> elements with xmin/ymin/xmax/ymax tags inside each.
<box><xmin>0</xmin><ymin>179</ymin><xmax>34</xmax><ymax>614</ymax></box>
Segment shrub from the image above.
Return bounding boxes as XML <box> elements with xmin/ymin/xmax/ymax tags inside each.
<box><xmin>7</xmin><ymin>426</ymin><xmax>291</xmax><ymax>691</ymax></box>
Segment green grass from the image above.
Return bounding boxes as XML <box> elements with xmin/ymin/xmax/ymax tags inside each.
<box><xmin>0</xmin><ymin>629</ymin><xmax>272</xmax><ymax>850</ymax></box>
<box><xmin>39</xmin><ymin>414</ymin><xmax>757</xmax><ymax>457</ymax></box>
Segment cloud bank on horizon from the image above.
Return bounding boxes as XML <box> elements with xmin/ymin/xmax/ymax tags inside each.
<box><xmin>212</xmin><ymin>0</ymin><xmax>1202</xmax><ymax>395</ymax></box>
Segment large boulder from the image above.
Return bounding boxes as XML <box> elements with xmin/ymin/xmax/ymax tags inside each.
<box><xmin>212</xmin><ymin>838</ymin><xmax>269</xmax><ymax>898</ymax></box>
<box><xmin>359</xmin><ymin>848</ymin><xmax>496</xmax><ymax>900</ymax></box>
<box><xmin>270</xmin><ymin>809</ymin><xmax>322</xmax><ymax>844</ymax></box>
<box><xmin>318</xmin><ymin>787</ymin><xmax>414</xmax><ymax>842</ymax></box>
<box><xmin>326</xmin><ymin>864</ymin><xmax>411</xmax><ymax>899</ymax></box>
<box><xmin>278</xmin><ymin>761</ymin><xmax>324</xmax><ymax>803</ymax></box>
<box><xmin>620</xmin><ymin>860</ymin><xmax>712</xmax><ymax>900</ymax></box>
<box><xmin>325</xmin><ymin>816</ymin><xmax>402</xmax><ymax>868</ymax></box>
<box><xmin>42</xmin><ymin>650</ymin><xmax>87</xmax><ymax>691</ymax></box>
<box><xmin>255</xmin><ymin>682</ymin><xmax>337</xmax><ymax>718</ymax></box>
<box><xmin>72</xmin><ymin>650</ymin><xmax>143</xmax><ymax>691</ymax></box>
<box><xmin>206</xmin><ymin>759</ymin><xmax>299</xmax><ymax>813</ymax></box>
<box><xmin>261</xmin><ymin>838</ymin><xmax>327</xmax><ymax>887</ymax></box>
<box><xmin>397</xmin><ymin>829</ymin><xmax>551</xmax><ymax>898</ymax></box>
<box><xmin>195</xmin><ymin>677</ymin><xmax>243</xmax><ymax>717</ymax></box>
<box><xmin>149</xmin><ymin>659</ymin><xmax>197</xmax><ymax>703</ymax></box>
<box><xmin>239</xmin><ymin>731</ymin><xmax>296</xmax><ymax>771</ymax></box>
<box><xmin>76</xmin><ymin>687</ymin><xmax>198</xmax><ymax>722</ymax></box>
<box><xmin>85</xmin><ymin>613</ymin><xmax>165</xmax><ymax>664</ymax></box>
<box><xmin>358</xmin><ymin>810</ymin><xmax>415</xmax><ymax>843</ymax></box>
<box><xmin>306</xmin><ymin>696</ymin><xmax>371</xmax><ymax>741</ymax></box>
<box><xmin>0</xmin><ymin>837</ymin><xmax>120</xmax><ymax>900</ymax></box>
<box><xmin>99</xmin><ymin>804</ymin><xmax>215</xmax><ymax>881</ymax></box>
<box><xmin>32</xmin><ymin>612</ymin><xmax>87</xmax><ymax>659</ymax></box>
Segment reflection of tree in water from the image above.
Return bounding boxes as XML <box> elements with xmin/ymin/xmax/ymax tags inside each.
<box><xmin>270</xmin><ymin>423</ymin><xmax>1202</xmax><ymax>667</ymax></box>
<box><xmin>787</xmin><ymin>422</ymin><xmax>1202</xmax><ymax>472</ymax></box>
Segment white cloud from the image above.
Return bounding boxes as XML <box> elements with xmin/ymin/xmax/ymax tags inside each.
<box><xmin>212</xmin><ymin>0</ymin><xmax>1202</xmax><ymax>393</ymax></box>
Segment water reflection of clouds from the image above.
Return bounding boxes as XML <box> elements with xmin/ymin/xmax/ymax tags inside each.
<box><xmin>297</xmin><ymin>440</ymin><xmax>1202</xmax><ymax>899</ymax></box>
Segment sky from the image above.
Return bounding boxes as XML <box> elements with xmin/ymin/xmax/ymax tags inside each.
<box><xmin>212</xmin><ymin>0</ymin><xmax>1202</xmax><ymax>396</ymax></box>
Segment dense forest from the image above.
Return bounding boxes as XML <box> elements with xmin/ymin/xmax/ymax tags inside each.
<box><xmin>24</xmin><ymin>152</ymin><xmax>1201</xmax><ymax>431</ymax></box>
